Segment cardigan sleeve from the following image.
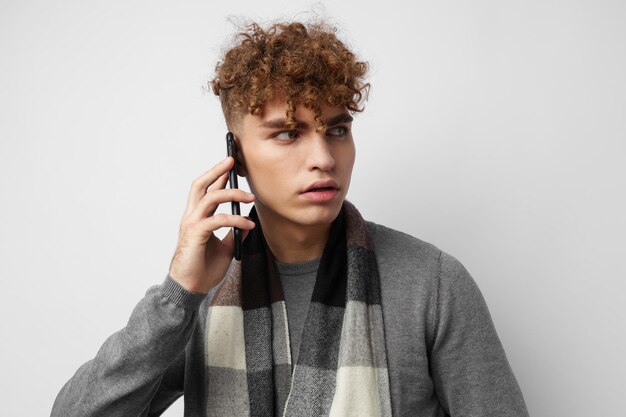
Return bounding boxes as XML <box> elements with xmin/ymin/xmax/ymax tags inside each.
<box><xmin>429</xmin><ymin>251</ymin><xmax>530</xmax><ymax>417</ymax></box>
<box><xmin>50</xmin><ymin>274</ymin><xmax>205</xmax><ymax>417</ymax></box>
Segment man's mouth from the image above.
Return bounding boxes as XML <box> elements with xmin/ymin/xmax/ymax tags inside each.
<box><xmin>302</xmin><ymin>179</ymin><xmax>340</xmax><ymax>194</ymax></box>
<box><xmin>307</xmin><ymin>187</ymin><xmax>335</xmax><ymax>192</ymax></box>
<box><xmin>300</xmin><ymin>186</ymin><xmax>339</xmax><ymax>202</ymax></box>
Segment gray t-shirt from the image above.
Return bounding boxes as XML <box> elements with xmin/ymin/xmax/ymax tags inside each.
<box><xmin>275</xmin><ymin>256</ymin><xmax>320</xmax><ymax>365</ymax></box>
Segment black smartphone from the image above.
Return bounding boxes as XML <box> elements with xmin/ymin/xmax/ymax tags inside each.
<box><xmin>226</xmin><ymin>132</ymin><xmax>242</xmax><ymax>260</ymax></box>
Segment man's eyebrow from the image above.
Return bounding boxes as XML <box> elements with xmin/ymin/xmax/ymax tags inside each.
<box><xmin>325</xmin><ymin>113</ymin><xmax>353</xmax><ymax>126</ymax></box>
<box><xmin>258</xmin><ymin>113</ymin><xmax>353</xmax><ymax>129</ymax></box>
<box><xmin>259</xmin><ymin>119</ymin><xmax>305</xmax><ymax>129</ymax></box>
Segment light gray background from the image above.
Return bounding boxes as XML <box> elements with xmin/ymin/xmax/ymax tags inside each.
<box><xmin>1</xmin><ymin>1</ymin><xmax>624</xmax><ymax>416</ymax></box>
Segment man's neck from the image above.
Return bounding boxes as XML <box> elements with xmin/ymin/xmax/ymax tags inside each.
<box><xmin>255</xmin><ymin>208</ymin><xmax>332</xmax><ymax>264</ymax></box>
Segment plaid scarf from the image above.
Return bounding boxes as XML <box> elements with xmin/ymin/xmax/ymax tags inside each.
<box><xmin>205</xmin><ymin>200</ymin><xmax>392</xmax><ymax>416</ymax></box>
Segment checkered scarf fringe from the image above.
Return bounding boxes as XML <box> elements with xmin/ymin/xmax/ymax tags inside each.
<box><xmin>205</xmin><ymin>200</ymin><xmax>392</xmax><ymax>416</ymax></box>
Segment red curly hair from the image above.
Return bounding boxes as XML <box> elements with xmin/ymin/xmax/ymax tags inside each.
<box><xmin>210</xmin><ymin>20</ymin><xmax>370</xmax><ymax>133</ymax></box>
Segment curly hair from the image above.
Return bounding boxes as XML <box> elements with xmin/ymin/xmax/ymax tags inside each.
<box><xmin>210</xmin><ymin>20</ymin><xmax>370</xmax><ymax>133</ymax></box>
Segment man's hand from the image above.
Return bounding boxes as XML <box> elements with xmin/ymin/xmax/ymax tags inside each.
<box><xmin>168</xmin><ymin>156</ymin><xmax>256</xmax><ymax>294</ymax></box>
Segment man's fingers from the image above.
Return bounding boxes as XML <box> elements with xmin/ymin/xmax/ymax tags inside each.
<box><xmin>208</xmin><ymin>171</ymin><xmax>229</xmax><ymax>193</ymax></box>
<box><xmin>191</xmin><ymin>188</ymin><xmax>255</xmax><ymax>221</ymax></box>
<box><xmin>241</xmin><ymin>225</ymin><xmax>253</xmax><ymax>242</ymax></box>
<box><xmin>184</xmin><ymin>157</ymin><xmax>234</xmax><ymax>216</ymax></box>
<box><xmin>201</xmin><ymin>213</ymin><xmax>256</xmax><ymax>238</ymax></box>
<box><xmin>220</xmin><ymin>218</ymin><xmax>255</xmax><ymax>251</ymax></box>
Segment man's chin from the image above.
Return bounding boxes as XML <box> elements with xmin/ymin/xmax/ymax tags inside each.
<box><xmin>294</xmin><ymin>199</ymin><xmax>344</xmax><ymax>225</ymax></box>
<box><xmin>254</xmin><ymin>196</ymin><xmax>344</xmax><ymax>228</ymax></box>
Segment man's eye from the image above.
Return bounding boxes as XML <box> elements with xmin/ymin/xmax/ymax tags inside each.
<box><xmin>327</xmin><ymin>126</ymin><xmax>349</xmax><ymax>136</ymax></box>
<box><xmin>275</xmin><ymin>130</ymin><xmax>299</xmax><ymax>140</ymax></box>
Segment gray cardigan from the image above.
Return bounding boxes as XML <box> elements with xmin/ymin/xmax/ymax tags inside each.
<box><xmin>51</xmin><ymin>221</ymin><xmax>530</xmax><ymax>417</ymax></box>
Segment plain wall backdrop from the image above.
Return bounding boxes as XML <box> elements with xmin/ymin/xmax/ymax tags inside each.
<box><xmin>1</xmin><ymin>0</ymin><xmax>624</xmax><ymax>416</ymax></box>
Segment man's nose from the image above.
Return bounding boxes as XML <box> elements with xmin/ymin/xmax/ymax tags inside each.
<box><xmin>306</xmin><ymin>133</ymin><xmax>336</xmax><ymax>171</ymax></box>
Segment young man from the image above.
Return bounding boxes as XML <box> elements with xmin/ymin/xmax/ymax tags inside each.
<box><xmin>52</xmin><ymin>20</ymin><xmax>529</xmax><ymax>417</ymax></box>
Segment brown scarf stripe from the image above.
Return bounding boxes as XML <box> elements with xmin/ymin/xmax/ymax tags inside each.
<box><xmin>208</xmin><ymin>261</ymin><xmax>242</xmax><ymax>306</ymax></box>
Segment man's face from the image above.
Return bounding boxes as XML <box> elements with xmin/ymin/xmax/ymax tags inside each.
<box><xmin>235</xmin><ymin>96</ymin><xmax>356</xmax><ymax>228</ymax></box>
